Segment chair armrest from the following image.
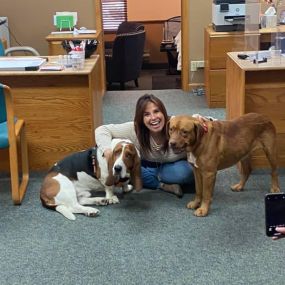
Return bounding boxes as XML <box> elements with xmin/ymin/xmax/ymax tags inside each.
<box><xmin>5</xmin><ymin>46</ymin><xmax>40</xmax><ymax>56</ymax></box>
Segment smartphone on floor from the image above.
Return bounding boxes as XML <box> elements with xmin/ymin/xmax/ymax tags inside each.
<box><xmin>265</xmin><ymin>193</ymin><xmax>285</xmax><ymax>237</ymax></box>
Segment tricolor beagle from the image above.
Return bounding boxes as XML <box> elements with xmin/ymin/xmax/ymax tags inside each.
<box><xmin>40</xmin><ymin>139</ymin><xmax>142</xmax><ymax>220</ymax></box>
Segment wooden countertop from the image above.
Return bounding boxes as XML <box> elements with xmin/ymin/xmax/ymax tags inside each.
<box><xmin>0</xmin><ymin>55</ymin><xmax>99</xmax><ymax>76</ymax></box>
<box><xmin>206</xmin><ymin>24</ymin><xmax>285</xmax><ymax>36</ymax></box>
<box><xmin>227</xmin><ymin>51</ymin><xmax>285</xmax><ymax>71</ymax></box>
<box><xmin>46</xmin><ymin>31</ymin><xmax>100</xmax><ymax>41</ymax></box>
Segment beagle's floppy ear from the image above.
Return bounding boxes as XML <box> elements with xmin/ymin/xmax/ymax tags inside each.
<box><xmin>105</xmin><ymin>154</ymin><xmax>115</xmax><ymax>186</ymax></box>
<box><xmin>131</xmin><ymin>148</ymin><xmax>142</xmax><ymax>191</ymax></box>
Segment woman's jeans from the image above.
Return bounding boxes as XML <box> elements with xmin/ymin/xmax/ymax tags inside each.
<box><xmin>141</xmin><ymin>159</ymin><xmax>194</xmax><ymax>192</ymax></box>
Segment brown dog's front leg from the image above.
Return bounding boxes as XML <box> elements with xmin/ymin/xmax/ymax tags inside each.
<box><xmin>187</xmin><ymin>168</ymin><xmax>202</xmax><ymax>210</ymax></box>
<box><xmin>194</xmin><ymin>171</ymin><xmax>216</xmax><ymax>217</ymax></box>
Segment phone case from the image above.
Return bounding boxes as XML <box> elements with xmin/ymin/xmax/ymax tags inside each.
<box><xmin>265</xmin><ymin>193</ymin><xmax>285</xmax><ymax>237</ymax></box>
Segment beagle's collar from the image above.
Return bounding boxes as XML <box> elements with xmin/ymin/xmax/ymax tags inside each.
<box><xmin>91</xmin><ymin>147</ymin><xmax>99</xmax><ymax>178</ymax></box>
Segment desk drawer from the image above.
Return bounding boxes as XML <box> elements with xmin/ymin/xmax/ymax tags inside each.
<box><xmin>205</xmin><ymin>69</ymin><xmax>226</xmax><ymax>108</ymax></box>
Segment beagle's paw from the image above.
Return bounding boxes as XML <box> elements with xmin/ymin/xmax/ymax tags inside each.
<box><xmin>106</xmin><ymin>195</ymin><xmax>120</xmax><ymax>205</ymax></box>
<box><xmin>84</xmin><ymin>207</ymin><xmax>100</xmax><ymax>217</ymax></box>
<box><xmin>123</xmin><ymin>184</ymin><xmax>133</xmax><ymax>193</ymax></box>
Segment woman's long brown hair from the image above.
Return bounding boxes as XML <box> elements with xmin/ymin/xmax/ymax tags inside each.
<box><xmin>134</xmin><ymin>94</ymin><xmax>169</xmax><ymax>154</ymax></box>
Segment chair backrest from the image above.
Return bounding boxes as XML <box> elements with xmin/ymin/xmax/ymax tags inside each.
<box><xmin>109</xmin><ymin>30</ymin><xmax>146</xmax><ymax>82</ymax></box>
<box><xmin>163</xmin><ymin>16</ymin><xmax>181</xmax><ymax>42</ymax></box>
<box><xmin>0</xmin><ymin>84</ymin><xmax>7</xmax><ymax>123</ymax></box>
<box><xmin>0</xmin><ymin>38</ymin><xmax>40</xmax><ymax>56</ymax></box>
<box><xmin>117</xmin><ymin>21</ymin><xmax>144</xmax><ymax>34</ymax></box>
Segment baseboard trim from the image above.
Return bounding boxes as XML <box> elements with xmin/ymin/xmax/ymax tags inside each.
<box><xmin>188</xmin><ymin>83</ymin><xmax>205</xmax><ymax>92</ymax></box>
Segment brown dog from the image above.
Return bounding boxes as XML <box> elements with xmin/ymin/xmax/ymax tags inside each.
<box><xmin>168</xmin><ymin>113</ymin><xmax>280</xmax><ymax>217</ymax></box>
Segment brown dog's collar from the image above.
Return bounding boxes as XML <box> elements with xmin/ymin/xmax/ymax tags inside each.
<box><xmin>201</xmin><ymin>122</ymin><xmax>208</xmax><ymax>133</ymax></box>
<box><xmin>199</xmin><ymin>122</ymin><xmax>208</xmax><ymax>137</ymax></box>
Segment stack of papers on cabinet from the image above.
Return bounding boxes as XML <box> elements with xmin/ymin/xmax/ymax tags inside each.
<box><xmin>51</xmin><ymin>29</ymin><xmax>97</xmax><ymax>35</ymax></box>
<box><xmin>0</xmin><ymin>57</ymin><xmax>46</xmax><ymax>71</ymax></box>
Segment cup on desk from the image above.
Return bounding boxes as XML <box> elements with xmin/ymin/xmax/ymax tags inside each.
<box><xmin>70</xmin><ymin>50</ymin><xmax>85</xmax><ymax>70</ymax></box>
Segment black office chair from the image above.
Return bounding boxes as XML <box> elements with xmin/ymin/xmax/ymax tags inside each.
<box><xmin>163</xmin><ymin>16</ymin><xmax>181</xmax><ymax>42</ymax></box>
<box><xmin>105</xmin><ymin>28</ymin><xmax>146</xmax><ymax>90</ymax></box>
<box><xmin>161</xmin><ymin>16</ymin><xmax>181</xmax><ymax>74</ymax></box>
<box><xmin>105</xmin><ymin>21</ymin><xmax>144</xmax><ymax>53</ymax></box>
<box><xmin>116</xmin><ymin>21</ymin><xmax>144</xmax><ymax>34</ymax></box>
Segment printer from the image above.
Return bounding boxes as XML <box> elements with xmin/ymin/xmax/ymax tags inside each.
<box><xmin>212</xmin><ymin>0</ymin><xmax>246</xmax><ymax>32</ymax></box>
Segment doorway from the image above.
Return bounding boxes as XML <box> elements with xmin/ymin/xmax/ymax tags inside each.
<box><xmin>106</xmin><ymin>0</ymin><xmax>189</xmax><ymax>91</ymax></box>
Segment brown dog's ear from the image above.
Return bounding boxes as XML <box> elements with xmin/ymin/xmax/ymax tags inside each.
<box><xmin>165</xmin><ymin>120</ymin><xmax>170</xmax><ymax>137</ymax></box>
<box><xmin>194</xmin><ymin>121</ymin><xmax>205</xmax><ymax>142</ymax></box>
<box><xmin>105</xmin><ymin>155</ymin><xmax>115</xmax><ymax>186</ymax></box>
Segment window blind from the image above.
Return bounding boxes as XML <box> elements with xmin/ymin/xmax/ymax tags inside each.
<box><xmin>102</xmin><ymin>0</ymin><xmax>127</xmax><ymax>31</ymax></box>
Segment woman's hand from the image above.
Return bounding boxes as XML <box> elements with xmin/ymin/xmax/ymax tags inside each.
<box><xmin>103</xmin><ymin>149</ymin><xmax>112</xmax><ymax>161</ymax></box>
<box><xmin>192</xmin><ymin>113</ymin><xmax>215</xmax><ymax>123</ymax></box>
<box><xmin>272</xmin><ymin>227</ymin><xmax>285</xmax><ymax>240</ymax></box>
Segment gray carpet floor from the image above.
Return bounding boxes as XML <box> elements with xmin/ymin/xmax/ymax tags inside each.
<box><xmin>0</xmin><ymin>90</ymin><xmax>284</xmax><ymax>285</ymax></box>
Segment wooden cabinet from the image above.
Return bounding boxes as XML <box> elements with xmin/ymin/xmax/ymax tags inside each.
<box><xmin>226</xmin><ymin>52</ymin><xmax>285</xmax><ymax>168</ymax></box>
<box><xmin>0</xmin><ymin>57</ymin><xmax>102</xmax><ymax>171</ymax></box>
<box><xmin>46</xmin><ymin>0</ymin><xmax>106</xmax><ymax>97</ymax></box>
<box><xmin>204</xmin><ymin>25</ymin><xmax>259</xmax><ymax>108</ymax></box>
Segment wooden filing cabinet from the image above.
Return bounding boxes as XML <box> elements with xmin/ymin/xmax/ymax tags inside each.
<box><xmin>204</xmin><ymin>25</ymin><xmax>259</xmax><ymax>108</ymax></box>
<box><xmin>226</xmin><ymin>52</ymin><xmax>285</xmax><ymax>168</ymax></box>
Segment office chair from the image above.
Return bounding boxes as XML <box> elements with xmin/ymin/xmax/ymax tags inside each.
<box><xmin>0</xmin><ymin>40</ymin><xmax>40</xmax><ymax>56</ymax></box>
<box><xmin>116</xmin><ymin>21</ymin><xmax>144</xmax><ymax>34</ymax></box>
<box><xmin>105</xmin><ymin>21</ymin><xmax>144</xmax><ymax>54</ymax></box>
<box><xmin>105</xmin><ymin>28</ymin><xmax>146</xmax><ymax>90</ymax></box>
<box><xmin>0</xmin><ymin>84</ymin><xmax>29</xmax><ymax>204</ymax></box>
<box><xmin>163</xmin><ymin>16</ymin><xmax>181</xmax><ymax>42</ymax></box>
<box><xmin>161</xmin><ymin>16</ymin><xmax>181</xmax><ymax>74</ymax></box>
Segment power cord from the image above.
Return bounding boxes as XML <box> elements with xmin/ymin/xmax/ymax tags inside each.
<box><xmin>1</xmin><ymin>21</ymin><xmax>24</xmax><ymax>47</ymax></box>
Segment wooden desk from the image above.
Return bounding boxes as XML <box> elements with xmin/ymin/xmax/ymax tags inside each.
<box><xmin>226</xmin><ymin>51</ymin><xmax>285</xmax><ymax>168</ymax></box>
<box><xmin>0</xmin><ymin>56</ymin><xmax>102</xmax><ymax>171</ymax></box>
<box><xmin>46</xmin><ymin>31</ymin><xmax>106</xmax><ymax>96</ymax></box>
<box><xmin>204</xmin><ymin>25</ymin><xmax>285</xmax><ymax>108</ymax></box>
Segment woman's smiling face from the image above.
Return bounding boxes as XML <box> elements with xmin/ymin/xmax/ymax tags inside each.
<box><xmin>143</xmin><ymin>102</ymin><xmax>165</xmax><ymax>134</ymax></box>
